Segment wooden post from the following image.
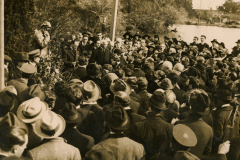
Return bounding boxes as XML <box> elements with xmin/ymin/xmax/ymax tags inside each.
<box><xmin>109</xmin><ymin>0</ymin><xmax>119</xmax><ymax>42</ymax></box>
<box><xmin>0</xmin><ymin>0</ymin><xmax>4</xmax><ymax>91</ymax></box>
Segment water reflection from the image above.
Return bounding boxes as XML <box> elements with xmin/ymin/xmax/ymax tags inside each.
<box><xmin>171</xmin><ymin>25</ymin><xmax>240</xmax><ymax>51</ymax></box>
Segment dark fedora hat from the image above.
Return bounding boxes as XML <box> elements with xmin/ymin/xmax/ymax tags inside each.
<box><xmin>133</xmin><ymin>33</ymin><xmax>141</xmax><ymax>39</ymax></box>
<box><xmin>173</xmin><ymin>124</ymin><xmax>197</xmax><ymax>147</ymax></box>
<box><xmin>235</xmin><ymin>39</ymin><xmax>240</xmax><ymax>43</ymax></box>
<box><xmin>164</xmin><ymin>35</ymin><xmax>170</xmax><ymax>40</ymax></box>
<box><xmin>0</xmin><ymin>112</ymin><xmax>28</xmax><ymax>137</ymax></box>
<box><xmin>86</xmin><ymin>63</ymin><xmax>102</xmax><ymax>78</ymax></box>
<box><xmin>154</xmin><ymin>35</ymin><xmax>159</xmax><ymax>39</ymax></box>
<box><xmin>0</xmin><ymin>90</ymin><xmax>19</xmax><ymax>117</ymax></box>
<box><xmin>105</xmin><ymin>102</ymin><xmax>131</xmax><ymax>130</ymax></box>
<box><xmin>110</xmin><ymin>79</ymin><xmax>132</xmax><ymax>95</ymax></box>
<box><xmin>149</xmin><ymin>90</ymin><xmax>167</xmax><ymax>110</ymax></box>
<box><xmin>15</xmin><ymin>52</ymin><xmax>29</xmax><ymax>61</ymax></box>
<box><xmin>157</xmin><ymin>78</ymin><xmax>174</xmax><ymax>90</ymax></box>
<box><xmin>62</xmin><ymin>102</ymin><xmax>82</xmax><ymax>124</ymax></box>
<box><xmin>211</xmin><ymin>39</ymin><xmax>219</xmax><ymax>44</ymax></box>
<box><xmin>85</xmin><ymin>149</ymin><xmax>115</xmax><ymax>160</ymax></box>
<box><xmin>215</xmin><ymin>89</ymin><xmax>232</xmax><ymax>101</ymax></box>
<box><xmin>114</xmin><ymin>91</ymin><xmax>131</xmax><ymax>107</ymax></box>
<box><xmin>80</xmin><ymin>80</ymin><xmax>101</xmax><ymax>102</ymax></box>
<box><xmin>189</xmin><ymin>90</ymin><xmax>211</xmax><ymax>116</ymax></box>
<box><xmin>219</xmin><ymin>42</ymin><xmax>225</xmax><ymax>48</ymax></box>
<box><xmin>20</xmin><ymin>84</ymin><xmax>47</xmax><ymax>102</ymax></box>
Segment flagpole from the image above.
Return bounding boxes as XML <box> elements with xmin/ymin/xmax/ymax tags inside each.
<box><xmin>109</xmin><ymin>0</ymin><xmax>119</xmax><ymax>42</ymax></box>
<box><xmin>0</xmin><ymin>0</ymin><xmax>4</xmax><ymax>91</ymax></box>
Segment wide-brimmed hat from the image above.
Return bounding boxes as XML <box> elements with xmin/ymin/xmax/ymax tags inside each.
<box><xmin>20</xmin><ymin>84</ymin><xmax>47</xmax><ymax>102</ymax></box>
<box><xmin>211</xmin><ymin>39</ymin><xmax>218</xmax><ymax>44</ymax></box>
<box><xmin>28</xmin><ymin>49</ymin><xmax>41</xmax><ymax>59</ymax></box>
<box><xmin>110</xmin><ymin>79</ymin><xmax>131</xmax><ymax>95</ymax></box>
<box><xmin>33</xmin><ymin>110</ymin><xmax>65</xmax><ymax>139</ymax></box>
<box><xmin>149</xmin><ymin>90</ymin><xmax>167</xmax><ymax>110</ymax></box>
<box><xmin>4</xmin><ymin>55</ymin><xmax>12</xmax><ymax>62</ymax></box>
<box><xmin>158</xmin><ymin>78</ymin><xmax>174</xmax><ymax>90</ymax></box>
<box><xmin>173</xmin><ymin>124</ymin><xmax>197</xmax><ymax>147</ymax></box>
<box><xmin>15</xmin><ymin>52</ymin><xmax>29</xmax><ymax>61</ymax></box>
<box><xmin>17</xmin><ymin>97</ymin><xmax>48</xmax><ymax>123</ymax></box>
<box><xmin>126</xmin><ymin>77</ymin><xmax>138</xmax><ymax>90</ymax></box>
<box><xmin>164</xmin><ymin>35</ymin><xmax>170</xmax><ymax>40</ymax></box>
<box><xmin>20</xmin><ymin>64</ymin><xmax>37</xmax><ymax>74</ymax></box>
<box><xmin>219</xmin><ymin>42</ymin><xmax>225</xmax><ymax>48</ymax></box>
<box><xmin>85</xmin><ymin>149</ymin><xmax>115</xmax><ymax>160</ymax></box>
<box><xmin>1</xmin><ymin>85</ymin><xmax>17</xmax><ymax>96</ymax></box>
<box><xmin>0</xmin><ymin>90</ymin><xmax>19</xmax><ymax>117</ymax></box>
<box><xmin>137</xmin><ymin>77</ymin><xmax>148</xmax><ymax>90</ymax></box>
<box><xmin>62</xmin><ymin>102</ymin><xmax>82</xmax><ymax>124</ymax></box>
<box><xmin>214</xmin><ymin>89</ymin><xmax>232</xmax><ymax>101</ymax></box>
<box><xmin>105</xmin><ymin>102</ymin><xmax>131</xmax><ymax>130</ymax></box>
<box><xmin>103</xmin><ymin>73</ymin><xmax>119</xmax><ymax>86</ymax></box>
<box><xmin>114</xmin><ymin>91</ymin><xmax>131</xmax><ymax>107</ymax></box>
<box><xmin>236</xmin><ymin>39</ymin><xmax>240</xmax><ymax>43</ymax></box>
<box><xmin>189</xmin><ymin>90</ymin><xmax>211</xmax><ymax>116</ymax></box>
<box><xmin>0</xmin><ymin>112</ymin><xmax>28</xmax><ymax>135</ymax></box>
<box><xmin>86</xmin><ymin>63</ymin><xmax>102</xmax><ymax>78</ymax></box>
<box><xmin>80</xmin><ymin>80</ymin><xmax>101</xmax><ymax>102</ymax></box>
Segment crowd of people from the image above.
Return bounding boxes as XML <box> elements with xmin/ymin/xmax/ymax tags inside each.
<box><xmin>1</xmin><ymin>21</ymin><xmax>240</xmax><ymax>160</ymax></box>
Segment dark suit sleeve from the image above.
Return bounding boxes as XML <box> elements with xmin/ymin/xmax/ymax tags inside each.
<box><xmin>199</xmin><ymin>154</ymin><xmax>227</xmax><ymax>160</ymax></box>
<box><xmin>89</xmin><ymin>49</ymin><xmax>97</xmax><ymax>63</ymax></box>
<box><xmin>203</xmin><ymin>129</ymin><xmax>213</xmax><ymax>155</ymax></box>
<box><xmin>62</xmin><ymin>49</ymin><xmax>73</xmax><ymax>67</ymax></box>
<box><xmin>213</xmin><ymin>113</ymin><xmax>225</xmax><ymax>140</ymax></box>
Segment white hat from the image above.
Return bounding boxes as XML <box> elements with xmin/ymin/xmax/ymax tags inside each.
<box><xmin>17</xmin><ymin>97</ymin><xmax>48</xmax><ymax>123</ymax></box>
<box><xmin>33</xmin><ymin>110</ymin><xmax>65</xmax><ymax>139</ymax></box>
<box><xmin>173</xmin><ymin>63</ymin><xmax>184</xmax><ymax>72</ymax></box>
<box><xmin>162</xmin><ymin>61</ymin><xmax>173</xmax><ymax>70</ymax></box>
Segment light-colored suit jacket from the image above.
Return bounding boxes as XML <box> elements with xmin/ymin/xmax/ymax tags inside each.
<box><xmin>26</xmin><ymin>137</ymin><xmax>81</xmax><ymax>160</ymax></box>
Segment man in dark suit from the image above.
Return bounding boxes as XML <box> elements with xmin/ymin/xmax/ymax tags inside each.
<box><xmin>90</xmin><ymin>40</ymin><xmax>111</xmax><ymax>66</ymax></box>
<box><xmin>62</xmin><ymin>40</ymin><xmax>80</xmax><ymax>72</ymax></box>
<box><xmin>78</xmin><ymin>35</ymin><xmax>90</xmax><ymax>54</ymax></box>
<box><xmin>232</xmin><ymin>39</ymin><xmax>240</xmax><ymax>57</ymax></box>
<box><xmin>73</xmin><ymin>56</ymin><xmax>88</xmax><ymax>80</ymax></box>
<box><xmin>130</xmin><ymin>90</ymin><xmax>173</xmax><ymax>159</ymax></box>
<box><xmin>60</xmin><ymin>102</ymin><xmax>95</xmax><ymax>158</ymax></box>
<box><xmin>175</xmin><ymin>90</ymin><xmax>213</xmax><ymax>157</ymax></box>
<box><xmin>198</xmin><ymin>35</ymin><xmax>209</xmax><ymax>52</ymax></box>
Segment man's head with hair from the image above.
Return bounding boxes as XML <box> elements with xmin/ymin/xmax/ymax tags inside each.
<box><xmin>65</xmin><ymin>85</ymin><xmax>83</xmax><ymax>106</ymax></box>
<box><xmin>0</xmin><ymin>127</ymin><xmax>28</xmax><ymax>157</ymax></box>
<box><xmin>167</xmin><ymin>72</ymin><xmax>179</xmax><ymax>85</ymax></box>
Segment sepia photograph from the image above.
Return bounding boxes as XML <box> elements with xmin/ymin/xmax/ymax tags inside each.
<box><xmin>0</xmin><ymin>0</ymin><xmax>240</xmax><ymax>159</ymax></box>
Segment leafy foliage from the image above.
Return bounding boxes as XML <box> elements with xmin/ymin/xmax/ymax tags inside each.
<box><xmin>217</xmin><ymin>0</ymin><xmax>240</xmax><ymax>14</ymax></box>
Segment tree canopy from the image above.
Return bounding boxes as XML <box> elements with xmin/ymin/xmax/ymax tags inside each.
<box><xmin>218</xmin><ymin>0</ymin><xmax>240</xmax><ymax>14</ymax></box>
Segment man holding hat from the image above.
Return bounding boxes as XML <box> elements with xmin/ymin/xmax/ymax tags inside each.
<box><xmin>91</xmin><ymin>102</ymin><xmax>145</xmax><ymax>160</ymax></box>
<box><xmin>26</xmin><ymin>110</ymin><xmax>81</xmax><ymax>160</ymax></box>
<box><xmin>130</xmin><ymin>89</ymin><xmax>173</xmax><ymax>159</ymax></box>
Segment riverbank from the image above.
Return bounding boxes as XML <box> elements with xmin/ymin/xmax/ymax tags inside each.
<box><xmin>184</xmin><ymin>21</ymin><xmax>240</xmax><ymax>28</ymax></box>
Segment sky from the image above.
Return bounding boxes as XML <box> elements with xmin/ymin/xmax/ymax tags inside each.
<box><xmin>192</xmin><ymin>0</ymin><xmax>240</xmax><ymax>10</ymax></box>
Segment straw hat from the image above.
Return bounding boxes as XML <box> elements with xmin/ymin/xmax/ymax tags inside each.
<box><xmin>17</xmin><ymin>97</ymin><xmax>48</xmax><ymax>123</ymax></box>
<box><xmin>33</xmin><ymin>110</ymin><xmax>65</xmax><ymax>139</ymax></box>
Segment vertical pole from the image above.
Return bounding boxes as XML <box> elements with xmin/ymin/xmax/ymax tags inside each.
<box><xmin>109</xmin><ymin>0</ymin><xmax>119</xmax><ymax>42</ymax></box>
<box><xmin>0</xmin><ymin>0</ymin><xmax>4</xmax><ymax>91</ymax></box>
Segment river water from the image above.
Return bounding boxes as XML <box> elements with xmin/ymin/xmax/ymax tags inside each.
<box><xmin>160</xmin><ymin>24</ymin><xmax>240</xmax><ymax>51</ymax></box>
